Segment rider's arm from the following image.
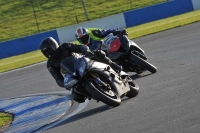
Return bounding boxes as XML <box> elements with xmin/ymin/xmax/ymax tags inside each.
<box><xmin>91</xmin><ymin>29</ymin><xmax>121</xmax><ymax>38</ymax></box>
<box><xmin>47</xmin><ymin>61</ymin><xmax>64</xmax><ymax>88</ymax></box>
<box><xmin>61</xmin><ymin>42</ymin><xmax>91</xmax><ymax>54</ymax></box>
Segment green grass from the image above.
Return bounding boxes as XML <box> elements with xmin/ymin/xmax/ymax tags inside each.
<box><xmin>0</xmin><ymin>112</ymin><xmax>12</xmax><ymax>132</ymax></box>
<box><xmin>0</xmin><ymin>0</ymin><xmax>166</xmax><ymax>42</ymax></box>
<box><xmin>0</xmin><ymin>10</ymin><xmax>200</xmax><ymax>73</ymax></box>
<box><xmin>0</xmin><ymin>50</ymin><xmax>46</xmax><ymax>72</ymax></box>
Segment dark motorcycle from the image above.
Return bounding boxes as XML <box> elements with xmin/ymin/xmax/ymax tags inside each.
<box><xmin>60</xmin><ymin>54</ymin><xmax>139</xmax><ymax>107</ymax></box>
<box><xmin>101</xmin><ymin>33</ymin><xmax>157</xmax><ymax>74</ymax></box>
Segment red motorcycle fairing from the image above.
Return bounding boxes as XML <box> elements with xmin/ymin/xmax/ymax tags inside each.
<box><xmin>108</xmin><ymin>38</ymin><xmax>121</xmax><ymax>53</ymax></box>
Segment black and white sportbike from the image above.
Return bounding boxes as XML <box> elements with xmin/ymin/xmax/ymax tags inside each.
<box><xmin>60</xmin><ymin>54</ymin><xmax>139</xmax><ymax>107</ymax></box>
<box><xmin>101</xmin><ymin>33</ymin><xmax>157</xmax><ymax>74</ymax></box>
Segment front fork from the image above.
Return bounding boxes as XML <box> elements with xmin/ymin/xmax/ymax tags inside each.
<box><xmin>90</xmin><ymin>73</ymin><xmax>111</xmax><ymax>90</ymax></box>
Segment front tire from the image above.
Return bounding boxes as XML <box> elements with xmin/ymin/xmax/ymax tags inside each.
<box><xmin>126</xmin><ymin>81</ymin><xmax>139</xmax><ymax>98</ymax></box>
<box><xmin>85</xmin><ymin>81</ymin><xmax>121</xmax><ymax>107</ymax></box>
<box><xmin>129</xmin><ymin>51</ymin><xmax>157</xmax><ymax>73</ymax></box>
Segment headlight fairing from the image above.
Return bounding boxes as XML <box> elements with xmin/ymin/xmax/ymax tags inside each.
<box><xmin>64</xmin><ymin>75</ymin><xmax>78</xmax><ymax>88</ymax></box>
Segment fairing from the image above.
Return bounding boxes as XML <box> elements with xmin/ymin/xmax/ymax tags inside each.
<box><xmin>60</xmin><ymin>56</ymin><xmax>76</xmax><ymax>75</ymax></box>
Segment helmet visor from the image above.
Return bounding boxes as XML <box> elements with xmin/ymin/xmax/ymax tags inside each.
<box><xmin>43</xmin><ymin>45</ymin><xmax>56</xmax><ymax>57</ymax></box>
<box><xmin>78</xmin><ymin>34</ymin><xmax>89</xmax><ymax>44</ymax></box>
<box><xmin>49</xmin><ymin>45</ymin><xmax>56</xmax><ymax>54</ymax></box>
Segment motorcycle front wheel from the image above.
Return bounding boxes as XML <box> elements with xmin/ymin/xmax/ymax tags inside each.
<box><xmin>126</xmin><ymin>81</ymin><xmax>139</xmax><ymax>98</ymax></box>
<box><xmin>129</xmin><ymin>51</ymin><xmax>157</xmax><ymax>73</ymax></box>
<box><xmin>85</xmin><ymin>81</ymin><xmax>121</xmax><ymax>107</ymax></box>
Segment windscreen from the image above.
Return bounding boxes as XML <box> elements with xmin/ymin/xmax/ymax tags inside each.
<box><xmin>60</xmin><ymin>56</ymin><xmax>76</xmax><ymax>75</ymax></box>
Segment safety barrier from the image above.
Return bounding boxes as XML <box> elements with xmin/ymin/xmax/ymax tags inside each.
<box><xmin>0</xmin><ymin>30</ymin><xmax>58</xmax><ymax>59</ymax></box>
<box><xmin>124</xmin><ymin>0</ymin><xmax>194</xmax><ymax>27</ymax></box>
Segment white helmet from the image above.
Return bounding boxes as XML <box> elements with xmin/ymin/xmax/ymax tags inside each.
<box><xmin>75</xmin><ymin>27</ymin><xmax>90</xmax><ymax>45</ymax></box>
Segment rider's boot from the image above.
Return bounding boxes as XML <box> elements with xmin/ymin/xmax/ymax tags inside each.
<box><xmin>72</xmin><ymin>89</ymin><xmax>86</xmax><ymax>103</ymax></box>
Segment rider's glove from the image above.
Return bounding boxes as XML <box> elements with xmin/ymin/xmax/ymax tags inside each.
<box><xmin>121</xmin><ymin>29</ymin><xmax>128</xmax><ymax>36</ymax></box>
<box><xmin>84</xmin><ymin>51</ymin><xmax>94</xmax><ymax>58</ymax></box>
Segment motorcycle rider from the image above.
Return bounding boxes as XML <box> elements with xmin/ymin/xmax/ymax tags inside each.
<box><xmin>75</xmin><ymin>27</ymin><xmax>128</xmax><ymax>51</ymax></box>
<box><xmin>40</xmin><ymin>37</ymin><xmax>122</xmax><ymax>103</ymax></box>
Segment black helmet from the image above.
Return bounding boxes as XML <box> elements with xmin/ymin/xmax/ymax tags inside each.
<box><xmin>40</xmin><ymin>37</ymin><xmax>59</xmax><ymax>58</ymax></box>
<box><xmin>75</xmin><ymin>27</ymin><xmax>90</xmax><ymax>45</ymax></box>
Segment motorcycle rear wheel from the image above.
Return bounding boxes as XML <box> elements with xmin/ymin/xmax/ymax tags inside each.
<box><xmin>85</xmin><ymin>81</ymin><xmax>121</xmax><ymax>107</ymax></box>
<box><xmin>129</xmin><ymin>51</ymin><xmax>157</xmax><ymax>73</ymax></box>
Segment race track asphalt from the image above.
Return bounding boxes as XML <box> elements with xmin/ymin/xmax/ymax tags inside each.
<box><xmin>0</xmin><ymin>22</ymin><xmax>200</xmax><ymax>133</ymax></box>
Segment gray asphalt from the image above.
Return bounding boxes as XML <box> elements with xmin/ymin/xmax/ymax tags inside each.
<box><xmin>1</xmin><ymin>22</ymin><xmax>200</xmax><ymax>133</ymax></box>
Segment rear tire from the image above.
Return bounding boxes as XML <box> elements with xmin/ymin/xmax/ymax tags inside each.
<box><xmin>85</xmin><ymin>81</ymin><xmax>121</xmax><ymax>107</ymax></box>
<box><xmin>126</xmin><ymin>81</ymin><xmax>139</xmax><ymax>98</ymax></box>
<box><xmin>129</xmin><ymin>52</ymin><xmax>157</xmax><ymax>73</ymax></box>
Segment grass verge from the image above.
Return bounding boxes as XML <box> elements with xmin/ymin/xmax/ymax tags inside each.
<box><xmin>0</xmin><ymin>112</ymin><xmax>13</xmax><ymax>132</ymax></box>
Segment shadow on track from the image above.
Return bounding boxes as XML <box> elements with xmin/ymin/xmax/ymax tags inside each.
<box><xmin>48</xmin><ymin>104</ymin><xmax>112</xmax><ymax>129</ymax></box>
<box><xmin>130</xmin><ymin>72</ymin><xmax>153</xmax><ymax>80</ymax></box>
